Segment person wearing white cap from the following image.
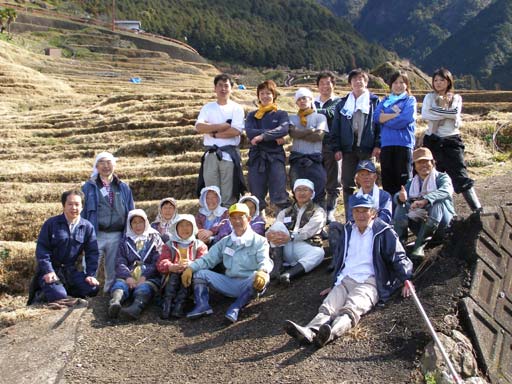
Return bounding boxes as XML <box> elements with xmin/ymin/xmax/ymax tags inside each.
<box><xmin>266</xmin><ymin>179</ymin><xmax>326</xmax><ymax>284</ymax></box>
<box><xmin>289</xmin><ymin>87</ymin><xmax>328</xmax><ymax>208</ymax></box>
<box><xmin>82</xmin><ymin>152</ymin><xmax>135</xmax><ymax>293</ymax></box>
<box><xmin>284</xmin><ymin>194</ymin><xmax>413</xmax><ymax>348</ymax></box>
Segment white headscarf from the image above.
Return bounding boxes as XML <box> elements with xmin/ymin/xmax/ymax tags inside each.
<box><xmin>90</xmin><ymin>152</ymin><xmax>117</xmax><ymax>178</ymax></box>
<box><xmin>126</xmin><ymin>209</ymin><xmax>159</xmax><ymax>243</ymax></box>
<box><xmin>239</xmin><ymin>195</ymin><xmax>260</xmax><ymax>219</ymax></box>
<box><xmin>153</xmin><ymin>197</ymin><xmax>177</xmax><ymax>225</ymax></box>
<box><xmin>170</xmin><ymin>214</ymin><xmax>198</xmax><ymax>246</ymax></box>
<box><xmin>198</xmin><ymin>186</ymin><xmax>227</xmax><ymax>218</ymax></box>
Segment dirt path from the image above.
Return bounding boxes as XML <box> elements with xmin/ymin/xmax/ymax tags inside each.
<box><xmin>1</xmin><ymin>174</ymin><xmax>509</xmax><ymax>383</ymax></box>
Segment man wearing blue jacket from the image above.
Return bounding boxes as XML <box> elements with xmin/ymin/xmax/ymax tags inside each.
<box><xmin>284</xmin><ymin>194</ymin><xmax>413</xmax><ymax>347</ymax></box>
<box><xmin>28</xmin><ymin>190</ymin><xmax>100</xmax><ymax>304</ymax></box>
<box><xmin>81</xmin><ymin>152</ymin><xmax>134</xmax><ymax>292</ymax></box>
<box><xmin>331</xmin><ymin>69</ymin><xmax>381</xmax><ymax>220</ymax></box>
<box><xmin>181</xmin><ymin>203</ymin><xmax>273</xmax><ymax>323</ymax></box>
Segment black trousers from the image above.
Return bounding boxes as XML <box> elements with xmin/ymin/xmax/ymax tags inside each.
<box><xmin>380</xmin><ymin>146</ymin><xmax>412</xmax><ymax>198</ymax></box>
<box><xmin>423</xmin><ymin>134</ymin><xmax>474</xmax><ymax>194</ymax></box>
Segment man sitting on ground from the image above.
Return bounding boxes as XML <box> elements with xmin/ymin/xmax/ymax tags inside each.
<box><xmin>284</xmin><ymin>194</ymin><xmax>413</xmax><ymax>347</ymax></box>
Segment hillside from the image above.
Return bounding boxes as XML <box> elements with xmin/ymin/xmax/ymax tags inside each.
<box><xmin>421</xmin><ymin>0</ymin><xmax>512</xmax><ymax>89</ymax></box>
<box><xmin>47</xmin><ymin>0</ymin><xmax>397</xmax><ymax>71</ymax></box>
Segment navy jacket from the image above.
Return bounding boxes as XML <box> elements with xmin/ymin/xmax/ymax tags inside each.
<box><xmin>332</xmin><ymin>93</ymin><xmax>380</xmax><ymax>153</ymax></box>
<box><xmin>81</xmin><ymin>175</ymin><xmax>135</xmax><ymax>232</ymax></box>
<box><xmin>332</xmin><ymin>218</ymin><xmax>412</xmax><ymax>303</ymax></box>
<box><xmin>115</xmin><ymin>233</ymin><xmax>162</xmax><ymax>281</ymax></box>
<box><xmin>36</xmin><ymin>214</ymin><xmax>99</xmax><ymax>277</ymax></box>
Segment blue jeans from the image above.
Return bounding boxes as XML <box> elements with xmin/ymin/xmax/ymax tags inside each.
<box><xmin>194</xmin><ymin>270</ymin><xmax>255</xmax><ymax>298</ymax></box>
<box><xmin>110</xmin><ymin>279</ymin><xmax>154</xmax><ymax>301</ymax></box>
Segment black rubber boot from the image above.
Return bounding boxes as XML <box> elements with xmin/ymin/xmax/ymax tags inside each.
<box><xmin>108</xmin><ymin>289</ymin><xmax>124</xmax><ymax>319</ymax></box>
<box><xmin>225</xmin><ymin>286</ymin><xmax>255</xmax><ymax>323</ymax></box>
<box><xmin>279</xmin><ymin>263</ymin><xmax>305</xmax><ymax>284</ymax></box>
<box><xmin>160</xmin><ymin>274</ymin><xmax>180</xmax><ymax>320</ymax></box>
<box><xmin>462</xmin><ymin>187</ymin><xmax>483</xmax><ymax>213</ymax></box>
<box><xmin>269</xmin><ymin>247</ymin><xmax>284</xmax><ymax>280</ymax></box>
<box><xmin>170</xmin><ymin>285</ymin><xmax>190</xmax><ymax>318</ymax></box>
<box><xmin>121</xmin><ymin>290</ymin><xmax>153</xmax><ymax>320</ymax></box>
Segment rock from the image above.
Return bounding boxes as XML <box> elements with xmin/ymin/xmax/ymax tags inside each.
<box><xmin>420</xmin><ymin>330</ymin><xmax>479</xmax><ymax>382</ymax></box>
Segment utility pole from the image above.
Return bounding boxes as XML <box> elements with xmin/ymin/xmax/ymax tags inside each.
<box><xmin>112</xmin><ymin>0</ymin><xmax>115</xmax><ymax>31</ymax></box>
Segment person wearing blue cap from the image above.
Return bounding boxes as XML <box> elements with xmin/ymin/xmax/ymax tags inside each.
<box><xmin>181</xmin><ymin>203</ymin><xmax>273</xmax><ymax>323</ymax></box>
<box><xmin>327</xmin><ymin>160</ymin><xmax>392</xmax><ymax>271</ymax></box>
<box><xmin>284</xmin><ymin>194</ymin><xmax>413</xmax><ymax>347</ymax></box>
<box><xmin>266</xmin><ymin>179</ymin><xmax>326</xmax><ymax>284</ymax></box>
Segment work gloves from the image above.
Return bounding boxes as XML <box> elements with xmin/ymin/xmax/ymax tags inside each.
<box><xmin>181</xmin><ymin>267</ymin><xmax>193</xmax><ymax>287</ymax></box>
<box><xmin>253</xmin><ymin>270</ymin><xmax>269</xmax><ymax>292</ymax></box>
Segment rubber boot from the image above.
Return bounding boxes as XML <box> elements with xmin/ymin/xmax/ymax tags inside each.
<box><xmin>393</xmin><ymin>218</ymin><xmax>409</xmax><ymax>248</ymax></box>
<box><xmin>315</xmin><ymin>314</ymin><xmax>352</xmax><ymax>348</ymax></box>
<box><xmin>170</xmin><ymin>285</ymin><xmax>190</xmax><ymax>318</ymax></box>
<box><xmin>225</xmin><ymin>286</ymin><xmax>255</xmax><ymax>323</ymax></box>
<box><xmin>186</xmin><ymin>281</ymin><xmax>213</xmax><ymax>319</ymax></box>
<box><xmin>160</xmin><ymin>274</ymin><xmax>180</xmax><ymax>320</ymax></box>
<box><xmin>284</xmin><ymin>320</ymin><xmax>315</xmax><ymax>344</ymax></box>
<box><xmin>121</xmin><ymin>290</ymin><xmax>153</xmax><ymax>320</ymax></box>
<box><xmin>410</xmin><ymin>219</ymin><xmax>438</xmax><ymax>259</ymax></box>
<box><xmin>108</xmin><ymin>289</ymin><xmax>124</xmax><ymax>319</ymax></box>
<box><xmin>462</xmin><ymin>187</ymin><xmax>483</xmax><ymax>213</ymax></box>
<box><xmin>279</xmin><ymin>263</ymin><xmax>305</xmax><ymax>284</ymax></box>
<box><xmin>269</xmin><ymin>247</ymin><xmax>284</xmax><ymax>280</ymax></box>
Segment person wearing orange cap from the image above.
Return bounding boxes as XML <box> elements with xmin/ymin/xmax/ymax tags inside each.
<box><xmin>181</xmin><ymin>203</ymin><xmax>273</xmax><ymax>323</ymax></box>
<box><xmin>393</xmin><ymin>147</ymin><xmax>455</xmax><ymax>261</ymax></box>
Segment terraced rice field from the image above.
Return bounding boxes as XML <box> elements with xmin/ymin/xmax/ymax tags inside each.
<box><xmin>1</xmin><ymin>24</ymin><xmax>511</xmax><ymax>294</ymax></box>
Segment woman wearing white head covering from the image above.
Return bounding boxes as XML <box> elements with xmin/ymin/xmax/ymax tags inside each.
<box><xmin>195</xmin><ymin>186</ymin><xmax>229</xmax><ymax>246</ymax></box>
<box><xmin>151</xmin><ymin>197</ymin><xmax>178</xmax><ymax>243</ymax></box>
<box><xmin>266</xmin><ymin>179</ymin><xmax>326</xmax><ymax>284</ymax></box>
<box><xmin>108</xmin><ymin>209</ymin><xmax>163</xmax><ymax>321</ymax></box>
<box><xmin>81</xmin><ymin>151</ymin><xmax>135</xmax><ymax>294</ymax></box>
<box><xmin>157</xmin><ymin>214</ymin><xmax>208</xmax><ymax>319</ymax></box>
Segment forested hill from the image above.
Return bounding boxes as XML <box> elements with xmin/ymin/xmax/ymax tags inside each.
<box><xmin>62</xmin><ymin>0</ymin><xmax>395</xmax><ymax>71</ymax></box>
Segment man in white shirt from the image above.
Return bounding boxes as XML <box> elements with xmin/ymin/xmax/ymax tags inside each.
<box><xmin>195</xmin><ymin>74</ymin><xmax>246</xmax><ymax>207</ymax></box>
<box><xmin>284</xmin><ymin>194</ymin><xmax>413</xmax><ymax>347</ymax></box>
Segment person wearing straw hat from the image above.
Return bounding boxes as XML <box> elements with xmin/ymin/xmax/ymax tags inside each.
<box><xmin>393</xmin><ymin>147</ymin><xmax>455</xmax><ymax>261</ymax></box>
<box><xmin>181</xmin><ymin>203</ymin><xmax>272</xmax><ymax>323</ymax></box>
<box><xmin>284</xmin><ymin>194</ymin><xmax>413</xmax><ymax>348</ymax></box>
<box><xmin>288</xmin><ymin>87</ymin><xmax>328</xmax><ymax>207</ymax></box>
<box><xmin>82</xmin><ymin>152</ymin><xmax>135</xmax><ymax>293</ymax></box>
<box><xmin>266</xmin><ymin>179</ymin><xmax>326</xmax><ymax>284</ymax></box>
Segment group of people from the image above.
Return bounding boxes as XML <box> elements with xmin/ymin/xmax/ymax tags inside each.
<box><xmin>28</xmin><ymin>67</ymin><xmax>481</xmax><ymax>348</ymax></box>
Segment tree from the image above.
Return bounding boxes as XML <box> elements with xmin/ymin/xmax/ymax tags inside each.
<box><xmin>0</xmin><ymin>8</ymin><xmax>17</xmax><ymax>35</ymax></box>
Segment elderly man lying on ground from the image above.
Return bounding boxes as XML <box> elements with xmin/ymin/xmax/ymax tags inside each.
<box><xmin>284</xmin><ymin>194</ymin><xmax>413</xmax><ymax>347</ymax></box>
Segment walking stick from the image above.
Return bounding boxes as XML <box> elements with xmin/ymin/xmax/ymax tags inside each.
<box><xmin>405</xmin><ymin>281</ymin><xmax>463</xmax><ymax>384</ymax></box>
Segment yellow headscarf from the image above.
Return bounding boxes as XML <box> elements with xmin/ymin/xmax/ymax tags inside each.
<box><xmin>254</xmin><ymin>103</ymin><xmax>278</xmax><ymax>119</ymax></box>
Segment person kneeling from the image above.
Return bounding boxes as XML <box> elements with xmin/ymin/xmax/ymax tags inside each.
<box><xmin>284</xmin><ymin>195</ymin><xmax>413</xmax><ymax>347</ymax></box>
<box><xmin>393</xmin><ymin>147</ymin><xmax>455</xmax><ymax>262</ymax></box>
<box><xmin>181</xmin><ymin>203</ymin><xmax>273</xmax><ymax>323</ymax></box>
<box><xmin>108</xmin><ymin>209</ymin><xmax>163</xmax><ymax>320</ymax></box>
<box><xmin>157</xmin><ymin>214</ymin><xmax>207</xmax><ymax>319</ymax></box>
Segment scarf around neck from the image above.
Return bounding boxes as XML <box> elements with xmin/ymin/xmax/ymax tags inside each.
<box><xmin>255</xmin><ymin>103</ymin><xmax>278</xmax><ymax>119</ymax></box>
<box><xmin>340</xmin><ymin>90</ymin><xmax>370</xmax><ymax>119</ymax></box>
<box><xmin>356</xmin><ymin>184</ymin><xmax>380</xmax><ymax>210</ymax></box>
<box><xmin>408</xmin><ymin>169</ymin><xmax>439</xmax><ymax>199</ymax></box>
<box><xmin>383</xmin><ymin>92</ymin><xmax>408</xmax><ymax>108</ymax></box>
<box><xmin>298</xmin><ymin>108</ymin><xmax>315</xmax><ymax>127</ymax></box>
